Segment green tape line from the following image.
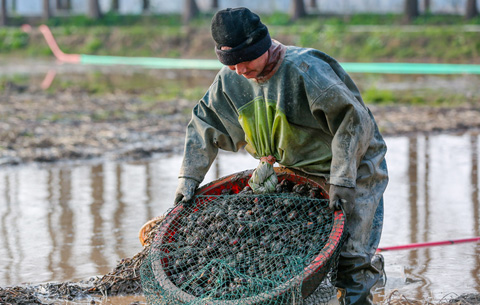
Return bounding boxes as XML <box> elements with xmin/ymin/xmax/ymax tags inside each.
<box><xmin>81</xmin><ymin>54</ymin><xmax>222</xmax><ymax>70</ymax></box>
<box><xmin>341</xmin><ymin>62</ymin><xmax>480</xmax><ymax>74</ymax></box>
<box><xmin>81</xmin><ymin>54</ymin><xmax>480</xmax><ymax>74</ymax></box>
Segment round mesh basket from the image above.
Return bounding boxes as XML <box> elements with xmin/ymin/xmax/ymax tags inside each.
<box><xmin>140</xmin><ymin>168</ymin><xmax>346</xmax><ymax>305</ymax></box>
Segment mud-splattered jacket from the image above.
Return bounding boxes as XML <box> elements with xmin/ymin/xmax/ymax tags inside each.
<box><xmin>179</xmin><ymin>42</ymin><xmax>388</xmax><ymax>190</ymax></box>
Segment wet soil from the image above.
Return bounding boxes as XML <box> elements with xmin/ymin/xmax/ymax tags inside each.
<box><xmin>1</xmin><ymin>85</ymin><xmax>480</xmax><ymax>304</ymax></box>
<box><xmin>0</xmin><ymin>86</ymin><xmax>191</xmax><ymax>166</ymax></box>
<box><xmin>1</xmin><ymin>85</ymin><xmax>480</xmax><ymax>166</ymax></box>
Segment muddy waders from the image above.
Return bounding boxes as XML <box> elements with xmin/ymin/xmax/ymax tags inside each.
<box><xmin>335</xmin><ymin>197</ymin><xmax>385</xmax><ymax>305</ymax></box>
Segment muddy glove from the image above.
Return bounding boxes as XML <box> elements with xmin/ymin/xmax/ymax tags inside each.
<box><xmin>329</xmin><ymin>184</ymin><xmax>355</xmax><ymax>218</ymax></box>
<box><xmin>248</xmin><ymin>156</ymin><xmax>277</xmax><ymax>194</ymax></box>
<box><xmin>174</xmin><ymin>178</ymin><xmax>199</xmax><ymax>205</ymax></box>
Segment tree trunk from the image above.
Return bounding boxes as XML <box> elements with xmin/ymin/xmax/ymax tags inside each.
<box><xmin>183</xmin><ymin>0</ymin><xmax>199</xmax><ymax>24</ymax></box>
<box><xmin>211</xmin><ymin>0</ymin><xmax>218</xmax><ymax>9</ymax></box>
<box><xmin>43</xmin><ymin>0</ymin><xmax>51</xmax><ymax>20</ymax></box>
<box><xmin>1</xmin><ymin>0</ymin><xmax>6</xmax><ymax>26</ymax></box>
<box><xmin>404</xmin><ymin>0</ymin><xmax>419</xmax><ymax>22</ymax></box>
<box><xmin>423</xmin><ymin>0</ymin><xmax>430</xmax><ymax>13</ymax></box>
<box><xmin>466</xmin><ymin>0</ymin><xmax>478</xmax><ymax>19</ymax></box>
<box><xmin>110</xmin><ymin>0</ymin><xmax>119</xmax><ymax>12</ymax></box>
<box><xmin>88</xmin><ymin>0</ymin><xmax>102</xmax><ymax>19</ymax></box>
<box><xmin>56</xmin><ymin>0</ymin><xmax>71</xmax><ymax>10</ymax></box>
<box><xmin>142</xmin><ymin>0</ymin><xmax>150</xmax><ymax>12</ymax></box>
<box><xmin>291</xmin><ymin>0</ymin><xmax>307</xmax><ymax>21</ymax></box>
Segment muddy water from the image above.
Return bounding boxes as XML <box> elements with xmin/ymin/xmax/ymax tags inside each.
<box><xmin>1</xmin><ymin>59</ymin><xmax>479</xmax><ymax>302</ymax></box>
<box><xmin>377</xmin><ymin>133</ymin><xmax>480</xmax><ymax>302</ymax></box>
<box><xmin>0</xmin><ymin>132</ymin><xmax>479</xmax><ymax>303</ymax></box>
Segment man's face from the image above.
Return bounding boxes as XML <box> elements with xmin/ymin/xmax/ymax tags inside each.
<box><xmin>221</xmin><ymin>47</ymin><xmax>268</xmax><ymax>79</ymax></box>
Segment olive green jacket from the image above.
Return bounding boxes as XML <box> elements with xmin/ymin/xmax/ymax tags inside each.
<box><xmin>179</xmin><ymin>44</ymin><xmax>387</xmax><ymax>189</ymax></box>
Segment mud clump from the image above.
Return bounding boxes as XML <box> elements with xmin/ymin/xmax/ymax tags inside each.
<box><xmin>0</xmin><ymin>286</ymin><xmax>43</xmax><ymax>304</ymax></box>
<box><xmin>0</xmin><ymin>232</ymin><xmax>155</xmax><ymax>304</ymax></box>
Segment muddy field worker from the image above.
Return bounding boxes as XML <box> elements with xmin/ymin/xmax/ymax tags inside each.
<box><xmin>174</xmin><ymin>7</ymin><xmax>388</xmax><ymax>305</ymax></box>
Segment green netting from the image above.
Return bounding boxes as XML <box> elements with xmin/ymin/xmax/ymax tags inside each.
<box><xmin>140</xmin><ymin>181</ymin><xmax>345</xmax><ymax>305</ymax></box>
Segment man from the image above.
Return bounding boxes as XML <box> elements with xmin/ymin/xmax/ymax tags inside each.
<box><xmin>174</xmin><ymin>7</ymin><xmax>388</xmax><ymax>305</ymax></box>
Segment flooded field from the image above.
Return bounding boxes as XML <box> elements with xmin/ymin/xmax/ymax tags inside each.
<box><xmin>1</xmin><ymin>59</ymin><xmax>480</xmax><ymax>303</ymax></box>
<box><xmin>0</xmin><ymin>132</ymin><xmax>479</xmax><ymax>303</ymax></box>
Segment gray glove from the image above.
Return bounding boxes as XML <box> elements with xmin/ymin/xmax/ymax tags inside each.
<box><xmin>329</xmin><ymin>184</ymin><xmax>355</xmax><ymax>218</ymax></box>
<box><xmin>174</xmin><ymin>178</ymin><xmax>199</xmax><ymax>205</ymax></box>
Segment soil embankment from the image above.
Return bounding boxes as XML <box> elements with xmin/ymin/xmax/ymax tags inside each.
<box><xmin>1</xmin><ymin>84</ymin><xmax>480</xmax><ymax>166</ymax></box>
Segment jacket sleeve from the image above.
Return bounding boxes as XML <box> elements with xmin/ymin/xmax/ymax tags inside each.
<box><xmin>312</xmin><ymin>83</ymin><xmax>374</xmax><ymax>188</ymax></box>
<box><xmin>178</xmin><ymin>78</ymin><xmax>247</xmax><ymax>184</ymax></box>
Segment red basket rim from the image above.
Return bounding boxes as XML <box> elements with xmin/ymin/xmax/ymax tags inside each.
<box><xmin>150</xmin><ymin>169</ymin><xmax>346</xmax><ymax>304</ymax></box>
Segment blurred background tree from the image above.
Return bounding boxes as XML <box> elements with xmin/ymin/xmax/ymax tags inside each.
<box><xmin>466</xmin><ymin>0</ymin><xmax>478</xmax><ymax>19</ymax></box>
<box><xmin>88</xmin><ymin>0</ymin><xmax>101</xmax><ymax>19</ymax></box>
<box><xmin>1</xmin><ymin>0</ymin><xmax>6</xmax><ymax>26</ymax></box>
<box><xmin>211</xmin><ymin>0</ymin><xmax>218</xmax><ymax>10</ymax></box>
<box><xmin>111</xmin><ymin>0</ymin><xmax>119</xmax><ymax>13</ymax></box>
<box><xmin>183</xmin><ymin>0</ymin><xmax>199</xmax><ymax>24</ymax></box>
<box><xmin>142</xmin><ymin>0</ymin><xmax>150</xmax><ymax>13</ymax></box>
<box><xmin>404</xmin><ymin>0</ymin><xmax>419</xmax><ymax>22</ymax></box>
<box><xmin>291</xmin><ymin>0</ymin><xmax>307</xmax><ymax>21</ymax></box>
<box><xmin>43</xmin><ymin>0</ymin><xmax>51</xmax><ymax>21</ymax></box>
<box><xmin>423</xmin><ymin>0</ymin><xmax>430</xmax><ymax>13</ymax></box>
<box><xmin>56</xmin><ymin>0</ymin><xmax>71</xmax><ymax>10</ymax></box>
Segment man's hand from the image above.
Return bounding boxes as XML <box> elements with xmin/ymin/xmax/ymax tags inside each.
<box><xmin>329</xmin><ymin>184</ymin><xmax>355</xmax><ymax>218</ymax></box>
<box><xmin>248</xmin><ymin>158</ymin><xmax>277</xmax><ymax>194</ymax></box>
<box><xmin>174</xmin><ymin>178</ymin><xmax>199</xmax><ymax>205</ymax></box>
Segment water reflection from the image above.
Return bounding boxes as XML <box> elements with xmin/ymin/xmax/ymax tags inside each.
<box><xmin>472</xmin><ymin>135</ymin><xmax>480</xmax><ymax>291</ymax></box>
<box><xmin>379</xmin><ymin>132</ymin><xmax>480</xmax><ymax>300</ymax></box>
<box><xmin>0</xmin><ymin>132</ymin><xmax>479</xmax><ymax>301</ymax></box>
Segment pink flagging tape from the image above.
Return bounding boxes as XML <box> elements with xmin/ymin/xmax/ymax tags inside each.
<box><xmin>377</xmin><ymin>237</ymin><xmax>480</xmax><ymax>252</ymax></box>
<box><xmin>38</xmin><ymin>24</ymin><xmax>81</xmax><ymax>63</ymax></box>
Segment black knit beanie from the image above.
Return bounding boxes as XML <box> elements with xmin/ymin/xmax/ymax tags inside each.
<box><xmin>211</xmin><ymin>7</ymin><xmax>271</xmax><ymax>66</ymax></box>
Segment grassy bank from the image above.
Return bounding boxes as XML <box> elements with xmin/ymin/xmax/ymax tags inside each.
<box><xmin>1</xmin><ymin>13</ymin><xmax>479</xmax><ymax>108</ymax></box>
<box><xmin>2</xmin><ymin>67</ymin><xmax>479</xmax><ymax>111</ymax></box>
<box><xmin>1</xmin><ymin>13</ymin><xmax>480</xmax><ymax>63</ymax></box>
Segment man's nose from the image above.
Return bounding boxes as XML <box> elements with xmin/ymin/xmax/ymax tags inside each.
<box><xmin>235</xmin><ymin>64</ymin><xmax>247</xmax><ymax>75</ymax></box>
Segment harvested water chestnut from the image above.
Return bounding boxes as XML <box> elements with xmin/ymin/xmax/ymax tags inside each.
<box><xmin>264</xmin><ymin>205</ymin><xmax>274</xmax><ymax>215</ymax></box>
<box><xmin>177</xmin><ymin>274</ymin><xmax>187</xmax><ymax>286</ymax></box>
<box><xmin>287</xmin><ymin>210</ymin><xmax>299</xmax><ymax>221</ymax></box>
<box><xmin>271</xmin><ymin>210</ymin><xmax>282</xmax><ymax>218</ymax></box>
<box><xmin>237</xmin><ymin>225</ymin><xmax>246</xmax><ymax>236</ymax></box>
<box><xmin>309</xmin><ymin>187</ymin><xmax>322</xmax><ymax>198</ymax></box>
<box><xmin>198</xmin><ymin>256</ymin><xmax>207</xmax><ymax>265</ymax></box>
<box><xmin>246</xmin><ymin>238</ymin><xmax>258</xmax><ymax>246</ymax></box>
<box><xmin>163</xmin><ymin>179</ymin><xmax>332</xmax><ymax>300</ymax></box>
<box><xmin>221</xmin><ymin>188</ymin><xmax>233</xmax><ymax>195</ymax></box>
<box><xmin>292</xmin><ymin>183</ymin><xmax>308</xmax><ymax>195</ymax></box>
<box><xmin>236</xmin><ymin>210</ymin><xmax>246</xmax><ymax>221</ymax></box>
